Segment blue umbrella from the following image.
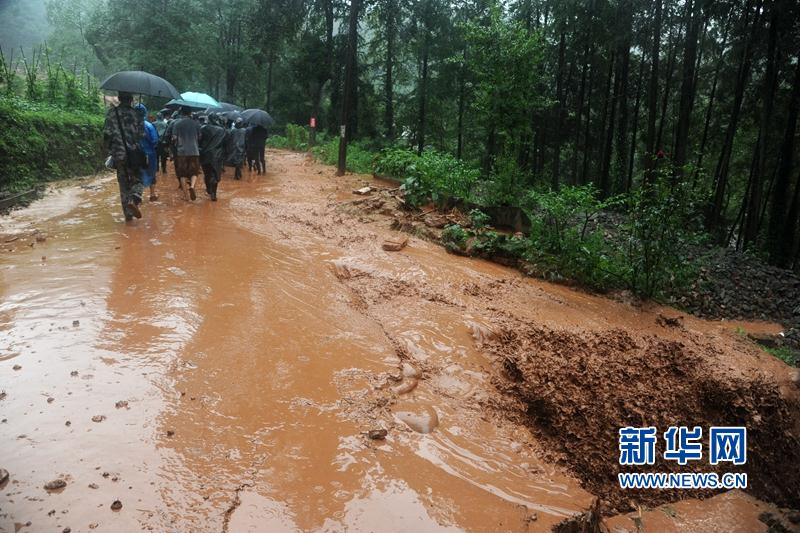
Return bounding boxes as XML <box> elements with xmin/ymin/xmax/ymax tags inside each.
<box><xmin>166</xmin><ymin>91</ymin><xmax>221</xmax><ymax>111</ymax></box>
<box><xmin>181</xmin><ymin>92</ymin><xmax>220</xmax><ymax>107</ymax></box>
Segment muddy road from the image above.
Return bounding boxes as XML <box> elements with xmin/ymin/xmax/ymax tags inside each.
<box><xmin>1</xmin><ymin>151</ymin><xmax>798</xmax><ymax>532</ymax></box>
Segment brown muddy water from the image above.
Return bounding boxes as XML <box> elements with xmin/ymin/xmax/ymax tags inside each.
<box><xmin>0</xmin><ymin>151</ymin><xmax>797</xmax><ymax>532</ymax></box>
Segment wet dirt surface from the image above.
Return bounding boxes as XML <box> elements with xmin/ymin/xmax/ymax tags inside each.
<box><xmin>1</xmin><ymin>151</ymin><xmax>798</xmax><ymax>532</ymax></box>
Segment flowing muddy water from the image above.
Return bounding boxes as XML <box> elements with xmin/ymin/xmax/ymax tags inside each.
<box><xmin>0</xmin><ymin>151</ymin><xmax>797</xmax><ymax>532</ymax></box>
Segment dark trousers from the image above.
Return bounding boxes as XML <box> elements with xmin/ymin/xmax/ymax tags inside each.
<box><xmin>258</xmin><ymin>145</ymin><xmax>266</xmax><ymax>174</ymax></box>
<box><xmin>116</xmin><ymin>165</ymin><xmax>144</xmax><ymax>218</ymax></box>
<box><xmin>202</xmin><ymin>163</ymin><xmax>221</xmax><ymax>196</ymax></box>
<box><xmin>157</xmin><ymin>143</ymin><xmax>168</xmax><ymax>173</ymax></box>
<box><xmin>234</xmin><ymin>165</ymin><xmax>242</xmax><ymax>180</ymax></box>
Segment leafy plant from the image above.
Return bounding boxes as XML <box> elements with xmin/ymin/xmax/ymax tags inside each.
<box><xmin>617</xmin><ymin>170</ymin><xmax>707</xmax><ymax>297</ymax></box>
<box><xmin>761</xmin><ymin>345</ymin><xmax>798</xmax><ymax>367</ymax></box>
<box><xmin>375</xmin><ymin>147</ymin><xmax>479</xmax><ymax>208</ymax></box>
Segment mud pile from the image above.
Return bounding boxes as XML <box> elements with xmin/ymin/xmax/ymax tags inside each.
<box><xmin>481</xmin><ymin>324</ymin><xmax>800</xmax><ymax>512</ymax></box>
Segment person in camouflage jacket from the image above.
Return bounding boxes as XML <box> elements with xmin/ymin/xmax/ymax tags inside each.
<box><xmin>103</xmin><ymin>92</ymin><xmax>145</xmax><ymax>221</ymax></box>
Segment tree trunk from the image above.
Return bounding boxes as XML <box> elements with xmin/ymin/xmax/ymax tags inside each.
<box><xmin>614</xmin><ymin>2</ymin><xmax>632</xmax><ymax>194</ymax></box>
<box><xmin>769</xmin><ymin>58</ymin><xmax>800</xmax><ymax>265</ymax></box>
<box><xmin>783</xmin><ymin>170</ymin><xmax>800</xmax><ymax>268</ymax></box>
<box><xmin>706</xmin><ymin>0</ymin><xmax>760</xmax><ymax>232</ymax></box>
<box><xmin>551</xmin><ymin>27</ymin><xmax>566</xmax><ymax>190</ymax></box>
<box><xmin>672</xmin><ymin>0</ymin><xmax>701</xmax><ymax>180</ymax></box>
<box><xmin>573</xmin><ymin>45</ymin><xmax>590</xmax><ymax>185</ymax></box>
<box><xmin>643</xmin><ymin>0</ymin><xmax>663</xmax><ymax>183</ymax></box>
<box><xmin>694</xmin><ymin>20</ymin><xmax>730</xmax><ymax>183</ymax></box>
<box><xmin>627</xmin><ymin>51</ymin><xmax>646</xmax><ymax>191</ymax></box>
<box><xmin>743</xmin><ymin>0</ymin><xmax>779</xmax><ymax>249</ymax></box>
<box><xmin>336</xmin><ymin>0</ymin><xmax>361</xmax><ymax>176</ymax></box>
<box><xmin>266</xmin><ymin>53</ymin><xmax>274</xmax><ymax>110</ymax></box>
<box><xmin>417</xmin><ymin>25</ymin><xmax>429</xmax><ymax>155</ymax></box>
<box><xmin>384</xmin><ymin>0</ymin><xmax>396</xmax><ymax>140</ymax></box>
<box><xmin>580</xmin><ymin>59</ymin><xmax>596</xmax><ymax>185</ymax></box>
<box><xmin>656</xmin><ymin>20</ymin><xmax>683</xmax><ymax>153</ymax></box>
<box><xmin>599</xmin><ymin>51</ymin><xmax>617</xmax><ymax>196</ymax></box>
<box><xmin>457</xmin><ymin>48</ymin><xmax>467</xmax><ymax>160</ymax></box>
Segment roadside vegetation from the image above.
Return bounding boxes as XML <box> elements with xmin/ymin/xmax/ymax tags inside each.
<box><xmin>0</xmin><ymin>45</ymin><xmax>104</xmax><ymax>199</ymax></box>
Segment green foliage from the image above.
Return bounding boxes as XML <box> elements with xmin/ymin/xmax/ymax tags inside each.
<box><xmin>0</xmin><ymin>95</ymin><xmax>104</xmax><ymax>196</ymax></box>
<box><xmin>0</xmin><ymin>45</ymin><xmax>100</xmax><ymax>113</ymax></box>
<box><xmin>761</xmin><ymin>345</ymin><xmax>798</xmax><ymax>367</ymax></box>
<box><xmin>521</xmin><ymin>184</ymin><xmax>620</xmax><ymax>289</ymax></box>
<box><xmin>310</xmin><ymin>138</ymin><xmax>375</xmax><ymax>174</ymax></box>
<box><xmin>266</xmin><ymin>135</ymin><xmax>289</xmax><ymax>149</ymax></box>
<box><xmin>617</xmin><ymin>172</ymin><xmax>706</xmax><ymax>298</ymax></box>
<box><xmin>441</xmin><ymin>224</ymin><xmax>469</xmax><ymax>253</ymax></box>
<box><xmin>374</xmin><ymin>147</ymin><xmax>480</xmax><ymax>208</ymax></box>
<box><xmin>464</xmin><ymin>8</ymin><xmax>546</xmax><ymax>165</ymax></box>
<box><xmin>286</xmin><ymin>123</ymin><xmax>309</xmax><ymax>150</ymax></box>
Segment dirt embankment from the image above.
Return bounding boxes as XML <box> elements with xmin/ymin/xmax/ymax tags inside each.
<box><xmin>348</xmin><ymin>182</ymin><xmax>800</xmax><ymax>519</ymax></box>
<box><xmin>480</xmin><ymin>324</ymin><xmax>800</xmax><ymax>512</ymax></box>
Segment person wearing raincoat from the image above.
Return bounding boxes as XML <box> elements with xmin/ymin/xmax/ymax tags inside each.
<box><xmin>135</xmin><ymin>104</ymin><xmax>160</xmax><ymax>202</ymax></box>
<box><xmin>199</xmin><ymin>113</ymin><xmax>228</xmax><ymax>201</ymax></box>
<box><xmin>225</xmin><ymin>118</ymin><xmax>247</xmax><ymax>180</ymax></box>
<box><xmin>154</xmin><ymin>112</ymin><xmax>169</xmax><ymax>174</ymax></box>
<box><xmin>103</xmin><ymin>92</ymin><xmax>145</xmax><ymax>221</ymax></box>
<box><xmin>245</xmin><ymin>124</ymin><xmax>268</xmax><ymax>175</ymax></box>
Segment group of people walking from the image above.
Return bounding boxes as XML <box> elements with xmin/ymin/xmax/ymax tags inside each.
<box><xmin>103</xmin><ymin>91</ymin><xmax>269</xmax><ymax>220</ymax></box>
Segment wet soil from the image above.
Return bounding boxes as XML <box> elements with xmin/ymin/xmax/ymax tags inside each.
<box><xmin>1</xmin><ymin>151</ymin><xmax>798</xmax><ymax>532</ymax></box>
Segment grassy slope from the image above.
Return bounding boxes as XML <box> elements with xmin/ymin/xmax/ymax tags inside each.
<box><xmin>0</xmin><ymin>97</ymin><xmax>105</xmax><ymax>197</ymax></box>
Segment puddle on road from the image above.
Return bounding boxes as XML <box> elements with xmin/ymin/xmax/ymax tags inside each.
<box><xmin>1</xmin><ymin>153</ymin><xmax>790</xmax><ymax>532</ymax></box>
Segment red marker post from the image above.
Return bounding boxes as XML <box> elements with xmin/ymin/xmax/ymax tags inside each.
<box><xmin>309</xmin><ymin>117</ymin><xmax>317</xmax><ymax>150</ymax></box>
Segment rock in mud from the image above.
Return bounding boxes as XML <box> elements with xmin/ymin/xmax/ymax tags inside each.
<box><xmin>367</xmin><ymin>429</ymin><xmax>388</xmax><ymax>440</ymax></box>
<box><xmin>0</xmin><ymin>391</ymin><xmax>6</xmax><ymax>401</ymax></box>
<box><xmin>62</xmin><ymin>528</ymin><xmax>71</xmax><ymax>533</ymax></box>
<box><xmin>353</xmin><ymin>186</ymin><xmax>373</xmax><ymax>195</ymax></box>
<box><xmin>44</xmin><ymin>479</ymin><xmax>67</xmax><ymax>491</ymax></box>
<box><xmin>91</xmin><ymin>415</ymin><xmax>106</xmax><ymax>423</ymax></box>
<box><xmin>391</xmin><ymin>378</ymin><xmax>418</xmax><ymax>395</ymax></box>
<box><xmin>12</xmin><ymin>364</ymin><xmax>21</xmax><ymax>371</ymax></box>
<box><xmin>0</xmin><ymin>468</ymin><xmax>9</xmax><ymax>484</ymax></box>
<box><xmin>401</xmin><ymin>363</ymin><xmax>420</xmax><ymax>379</ymax></box>
<box><xmin>656</xmin><ymin>314</ymin><xmax>684</xmax><ymax>329</ymax></box>
<box><xmin>166</xmin><ymin>430</ymin><xmax>175</xmax><ymax>437</ymax></box>
<box><xmin>88</xmin><ymin>483</ymin><xmax>99</xmax><ymax>489</ymax></box>
<box><xmin>115</xmin><ymin>400</ymin><xmax>128</xmax><ymax>409</ymax></box>
<box><xmin>110</xmin><ymin>500</ymin><xmax>123</xmax><ymax>511</ymax></box>
<box><xmin>395</xmin><ymin>406</ymin><xmax>439</xmax><ymax>434</ymax></box>
<box><xmin>70</xmin><ymin>370</ymin><xmax>78</xmax><ymax>377</ymax></box>
<box><xmin>382</xmin><ymin>236</ymin><xmax>409</xmax><ymax>252</ymax></box>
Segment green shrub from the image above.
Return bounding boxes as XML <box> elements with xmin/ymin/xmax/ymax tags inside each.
<box><xmin>266</xmin><ymin>135</ymin><xmax>289</xmax><ymax>148</ymax></box>
<box><xmin>761</xmin><ymin>345</ymin><xmax>798</xmax><ymax>367</ymax></box>
<box><xmin>0</xmin><ymin>96</ymin><xmax>104</xmax><ymax>195</ymax></box>
<box><xmin>519</xmin><ymin>184</ymin><xmax>620</xmax><ymax>289</ymax></box>
<box><xmin>286</xmin><ymin>123</ymin><xmax>308</xmax><ymax>150</ymax></box>
<box><xmin>374</xmin><ymin>147</ymin><xmax>480</xmax><ymax>208</ymax></box>
<box><xmin>310</xmin><ymin>138</ymin><xmax>375</xmax><ymax>174</ymax></box>
<box><xmin>615</xmin><ymin>172</ymin><xmax>706</xmax><ymax>297</ymax></box>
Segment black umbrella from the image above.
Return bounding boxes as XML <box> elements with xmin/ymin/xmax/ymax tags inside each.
<box><xmin>218</xmin><ymin>102</ymin><xmax>242</xmax><ymax>112</ymax></box>
<box><xmin>99</xmin><ymin>71</ymin><xmax>180</xmax><ymax>99</ymax></box>
<box><xmin>205</xmin><ymin>109</ymin><xmax>241</xmax><ymax>124</ymax></box>
<box><xmin>240</xmin><ymin>109</ymin><xmax>275</xmax><ymax>129</ymax></box>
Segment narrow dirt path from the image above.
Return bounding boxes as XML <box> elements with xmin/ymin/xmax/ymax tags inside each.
<box><xmin>0</xmin><ymin>150</ymin><xmax>797</xmax><ymax>532</ymax></box>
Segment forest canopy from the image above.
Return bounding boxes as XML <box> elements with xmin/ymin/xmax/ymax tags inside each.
<box><xmin>4</xmin><ymin>0</ymin><xmax>800</xmax><ymax>271</ymax></box>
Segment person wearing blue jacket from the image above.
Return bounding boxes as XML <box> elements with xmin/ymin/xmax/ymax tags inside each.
<box><xmin>135</xmin><ymin>103</ymin><xmax>160</xmax><ymax>202</ymax></box>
